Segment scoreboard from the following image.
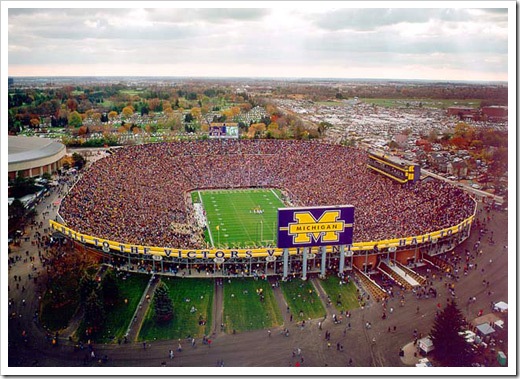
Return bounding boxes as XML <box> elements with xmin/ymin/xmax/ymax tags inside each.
<box><xmin>208</xmin><ymin>123</ymin><xmax>239</xmax><ymax>139</ymax></box>
<box><xmin>367</xmin><ymin>149</ymin><xmax>420</xmax><ymax>184</ymax></box>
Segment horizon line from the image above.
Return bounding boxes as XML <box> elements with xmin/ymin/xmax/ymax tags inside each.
<box><xmin>7</xmin><ymin>74</ymin><xmax>508</xmax><ymax>84</ymax></box>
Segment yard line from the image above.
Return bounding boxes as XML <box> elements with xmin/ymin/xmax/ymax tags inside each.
<box><xmin>270</xmin><ymin>188</ymin><xmax>285</xmax><ymax>206</ymax></box>
<box><xmin>199</xmin><ymin>190</ymin><xmax>215</xmax><ymax>247</ymax></box>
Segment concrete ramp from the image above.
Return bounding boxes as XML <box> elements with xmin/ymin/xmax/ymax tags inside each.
<box><xmin>378</xmin><ymin>260</ymin><xmax>419</xmax><ymax>290</ymax></box>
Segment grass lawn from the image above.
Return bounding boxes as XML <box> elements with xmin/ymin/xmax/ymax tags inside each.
<box><xmin>40</xmin><ymin>291</ymin><xmax>79</xmax><ymax>331</ymax></box>
<box><xmin>279</xmin><ymin>279</ymin><xmax>325</xmax><ymax>321</ymax></box>
<box><xmin>318</xmin><ymin>276</ymin><xmax>360</xmax><ymax>313</ymax></box>
<box><xmin>138</xmin><ymin>278</ymin><xmax>213</xmax><ymax>341</ymax></box>
<box><xmin>223</xmin><ymin>278</ymin><xmax>283</xmax><ymax>333</ymax></box>
<box><xmin>360</xmin><ymin>98</ymin><xmax>483</xmax><ymax>109</ymax></box>
<box><xmin>75</xmin><ymin>271</ymin><xmax>150</xmax><ymax>343</ymax></box>
<box><xmin>195</xmin><ymin>188</ymin><xmax>285</xmax><ymax>248</ymax></box>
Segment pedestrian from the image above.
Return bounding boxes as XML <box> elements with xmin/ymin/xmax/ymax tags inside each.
<box><xmin>169</xmin><ymin>350</ymin><xmax>174</xmax><ymax>359</ymax></box>
<box><xmin>268</xmin><ymin>329</ymin><xmax>271</xmax><ymax>337</ymax></box>
<box><xmin>143</xmin><ymin>341</ymin><xmax>147</xmax><ymax>349</ymax></box>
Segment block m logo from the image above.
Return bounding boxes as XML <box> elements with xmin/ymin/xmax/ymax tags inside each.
<box><xmin>285</xmin><ymin>210</ymin><xmax>348</xmax><ymax>245</ymax></box>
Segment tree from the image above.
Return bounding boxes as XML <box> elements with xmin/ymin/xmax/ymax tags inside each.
<box><xmin>121</xmin><ymin>106</ymin><xmax>134</xmax><ymax>119</ymax></box>
<box><xmin>108</xmin><ymin>111</ymin><xmax>118</xmax><ymax>121</ymax></box>
<box><xmin>68</xmin><ymin>111</ymin><xmax>83</xmax><ymax>128</ymax></box>
<box><xmin>153</xmin><ymin>282</ymin><xmax>174</xmax><ymax>323</ymax></box>
<box><xmin>8</xmin><ymin>199</ymin><xmax>26</xmax><ymax>231</ymax></box>
<box><xmin>101</xmin><ymin>271</ymin><xmax>119</xmax><ymax>306</ymax></box>
<box><xmin>247</xmin><ymin>123</ymin><xmax>266</xmax><ymax>139</ymax></box>
<box><xmin>72</xmin><ymin>152</ymin><xmax>86</xmax><ymax>169</ymax></box>
<box><xmin>79</xmin><ymin>275</ymin><xmax>98</xmax><ymax>302</ymax></box>
<box><xmin>84</xmin><ymin>291</ymin><xmax>106</xmax><ymax>332</ymax></box>
<box><xmin>430</xmin><ymin>301</ymin><xmax>474</xmax><ymax>366</ymax></box>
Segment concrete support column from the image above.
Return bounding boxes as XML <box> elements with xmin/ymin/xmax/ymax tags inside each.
<box><xmin>302</xmin><ymin>247</ymin><xmax>308</xmax><ymax>280</ymax></box>
<box><xmin>283</xmin><ymin>248</ymin><xmax>289</xmax><ymax>280</ymax></box>
<box><xmin>339</xmin><ymin>245</ymin><xmax>345</xmax><ymax>273</ymax></box>
<box><xmin>320</xmin><ymin>245</ymin><xmax>326</xmax><ymax>277</ymax></box>
<box><xmin>364</xmin><ymin>250</ymin><xmax>369</xmax><ymax>273</ymax></box>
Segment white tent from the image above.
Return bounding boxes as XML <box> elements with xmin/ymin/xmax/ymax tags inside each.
<box><xmin>493</xmin><ymin>301</ymin><xmax>508</xmax><ymax>312</ymax></box>
<box><xmin>476</xmin><ymin>323</ymin><xmax>496</xmax><ymax>336</ymax></box>
<box><xmin>418</xmin><ymin>337</ymin><xmax>434</xmax><ymax>354</ymax></box>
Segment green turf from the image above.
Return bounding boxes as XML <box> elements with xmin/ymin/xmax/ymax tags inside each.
<box><xmin>318</xmin><ymin>276</ymin><xmax>360</xmax><ymax>312</ymax></box>
<box><xmin>138</xmin><ymin>278</ymin><xmax>213</xmax><ymax>341</ymax></box>
<box><xmin>196</xmin><ymin>188</ymin><xmax>285</xmax><ymax>248</ymax></box>
<box><xmin>222</xmin><ymin>278</ymin><xmax>283</xmax><ymax>333</ymax></box>
<box><xmin>279</xmin><ymin>280</ymin><xmax>325</xmax><ymax>321</ymax></box>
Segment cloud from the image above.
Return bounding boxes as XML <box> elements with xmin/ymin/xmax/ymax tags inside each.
<box><xmin>308</xmin><ymin>8</ymin><xmax>493</xmax><ymax>31</ymax></box>
<box><xmin>6</xmin><ymin>6</ymin><xmax>509</xmax><ymax>81</ymax></box>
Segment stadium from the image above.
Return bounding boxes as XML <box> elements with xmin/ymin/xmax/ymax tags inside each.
<box><xmin>52</xmin><ymin>139</ymin><xmax>477</xmax><ymax>299</ymax></box>
<box><xmin>8</xmin><ymin>135</ymin><xmax>66</xmax><ymax>180</ymax></box>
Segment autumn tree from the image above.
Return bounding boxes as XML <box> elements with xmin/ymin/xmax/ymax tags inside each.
<box><xmin>190</xmin><ymin>107</ymin><xmax>202</xmax><ymax>121</ymax></box>
<box><xmin>247</xmin><ymin>123</ymin><xmax>266</xmax><ymax>138</ymax></box>
<box><xmin>121</xmin><ymin>106</ymin><xmax>134</xmax><ymax>119</ymax></box>
<box><xmin>30</xmin><ymin>117</ymin><xmax>40</xmax><ymax>128</ymax></box>
<box><xmin>266</xmin><ymin>122</ymin><xmax>280</xmax><ymax>139</ymax></box>
<box><xmin>430</xmin><ymin>301</ymin><xmax>474</xmax><ymax>366</ymax></box>
<box><xmin>108</xmin><ymin>111</ymin><xmax>118</xmax><ymax>121</ymax></box>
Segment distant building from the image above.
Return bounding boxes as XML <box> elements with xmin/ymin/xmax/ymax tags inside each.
<box><xmin>446</xmin><ymin>107</ymin><xmax>479</xmax><ymax>121</ymax></box>
<box><xmin>8</xmin><ymin>77</ymin><xmax>14</xmax><ymax>86</ymax></box>
<box><xmin>481</xmin><ymin>106</ymin><xmax>507</xmax><ymax>122</ymax></box>
<box><xmin>394</xmin><ymin>134</ymin><xmax>408</xmax><ymax>148</ymax></box>
<box><xmin>429</xmin><ymin>153</ymin><xmax>449</xmax><ymax>173</ymax></box>
<box><xmin>448</xmin><ymin>160</ymin><xmax>468</xmax><ymax>179</ymax></box>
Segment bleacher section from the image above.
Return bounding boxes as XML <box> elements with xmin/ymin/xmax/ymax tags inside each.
<box><xmin>422</xmin><ymin>252</ymin><xmax>453</xmax><ymax>273</ymax></box>
<box><xmin>353</xmin><ymin>266</ymin><xmax>388</xmax><ymax>302</ymax></box>
<box><xmin>378</xmin><ymin>260</ymin><xmax>414</xmax><ymax>290</ymax></box>
<box><xmin>392</xmin><ymin>260</ymin><xmax>427</xmax><ymax>286</ymax></box>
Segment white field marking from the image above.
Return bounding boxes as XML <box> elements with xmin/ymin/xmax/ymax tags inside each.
<box><xmin>270</xmin><ymin>189</ymin><xmax>285</xmax><ymax>205</ymax></box>
<box><xmin>199</xmin><ymin>191</ymin><xmax>215</xmax><ymax>246</ymax></box>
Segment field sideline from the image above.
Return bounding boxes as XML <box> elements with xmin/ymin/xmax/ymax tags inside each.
<box><xmin>193</xmin><ymin>188</ymin><xmax>285</xmax><ymax>248</ymax></box>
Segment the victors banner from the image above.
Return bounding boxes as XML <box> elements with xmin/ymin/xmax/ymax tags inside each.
<box><xmin>277</xmin><ymin>205</ymin><xmax>355</xmax><ymax>248</ymax></box>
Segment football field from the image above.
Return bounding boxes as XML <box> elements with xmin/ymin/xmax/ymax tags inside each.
<box><xmin>193</xmin><ymin>188</ymin><xmax>286</xmax><ymax>248</ymax></box>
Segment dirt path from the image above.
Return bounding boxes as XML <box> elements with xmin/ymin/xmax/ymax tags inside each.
<box><xmin>125</xmin><ymin>276</ymin><xmax>159</xmax><ymax>342</ymax></box>
<box><xmin>268</xmin><ymin>277</ymin><xmax>291</xmax><ymax>328</ymax></box>
<box><xmin>212</xmin><ymin>280</ymin><xmax>224</xmax><ymax>335</ymax></box>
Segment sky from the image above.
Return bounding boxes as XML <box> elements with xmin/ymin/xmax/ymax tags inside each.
<box><xmin>4</xmin><ymin>1</ymin><xmax>512</xmax><ymax>81</ymax></box>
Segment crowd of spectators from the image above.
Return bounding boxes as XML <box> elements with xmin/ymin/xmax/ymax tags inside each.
<box><xmin>59</xmin><ymin>140</ymin><xmax>476</xmax><ymax>249</ymax></box>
